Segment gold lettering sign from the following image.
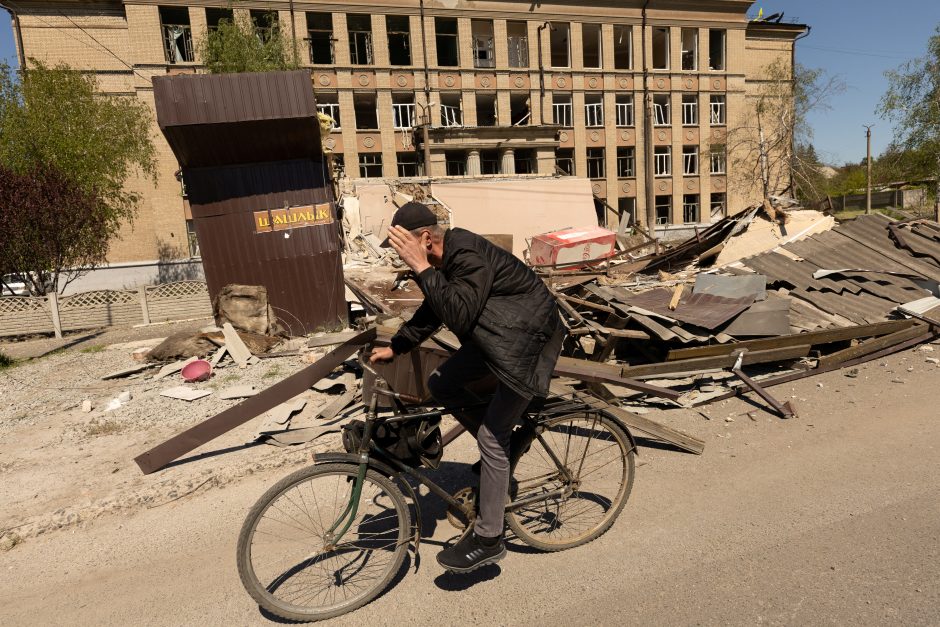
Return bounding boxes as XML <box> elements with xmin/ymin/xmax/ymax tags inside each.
<box><xmin>254</xmin><ymin>211</ymin><xmax>272</xmax><ymax>233</ymax></box>
<box><xmin>254</xmin><ymin>203</ymin><xmax>335</xmax><ymax>234</ymax></box>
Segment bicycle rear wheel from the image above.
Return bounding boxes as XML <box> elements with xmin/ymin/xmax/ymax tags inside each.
<box><xmin>506</xmin><ymin>412</ymin><xmax>634</xmax><ymax>551</ymax></box>
<box><xmin>237</xmin><ymin>463</ymin><xmax>411</xmax><ymax>622</ymax></box>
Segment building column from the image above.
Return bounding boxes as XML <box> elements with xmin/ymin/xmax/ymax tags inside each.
<box><xmin>467</xmin><ymin>149</ymin><xmax>482</xmax><ymax>176</ymax></box>
<box><xmin>500</xmin><ymin>148</ymin><xmax>516</xmax><ymax>175</ymax></box>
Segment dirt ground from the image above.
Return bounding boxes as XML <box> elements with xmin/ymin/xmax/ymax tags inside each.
<box><xmin>1</xmin><ymin>326</ymin><xmax>938</xmax><ymax>626</ymax></box>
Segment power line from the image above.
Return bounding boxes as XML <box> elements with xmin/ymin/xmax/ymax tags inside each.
<box><xmin>4</xmin><ymin>0</ymin><xmax>150</xmax><ymax>82</ymax></box>
<box><xmin>801</xmin><ymin>44</ymin><xmax>916</xmax><ymax>60</ymax></box>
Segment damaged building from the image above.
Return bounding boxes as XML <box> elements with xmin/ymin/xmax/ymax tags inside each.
<box><xmin>7</xmin><ymin>0</ymin><xmax>806</xmax><ymax>286</ymax></box>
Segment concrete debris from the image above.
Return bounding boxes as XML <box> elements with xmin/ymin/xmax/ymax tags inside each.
<box><xmin>81</xmin><ymin>399</ymin><xmax>93</xmax><ymax>413</ymax></box>
<box><xmin>213</xmin><ymin>284</ymin><xmax>282</xmax><ymax>336</ymax></box>
<box><xmin>153</xmin><ymin>357</ymin><xmax>198</xmax><ymax>381</ymax></box>
<box><xmin>219</xmin><ymin>385</ymin><xmax>258</xmax><ymax>400</ymax></box>
<box><xmin>131</xmin><ymin>347</ymin><xmax>152</xmax><ymax>362</ymax></box>
<box><xmin>159</xmin><ymin>386</ymin><xmax>212</xmax><ymax>402</ymax></box>
<box><xmin>222</xmin><ymin>323</ymin><xmax>253</xmax><ymax>368</ymax></box>
<box><xmin>102</xmin><ymin>363</ymin><xmax>156</xmax><ymax>380</ymax></box>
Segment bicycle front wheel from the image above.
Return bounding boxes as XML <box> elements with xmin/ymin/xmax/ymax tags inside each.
<box><xmin>237</xmin><ymin>463</ymin><xmax>411</xmax><ymax>622</ymax></box>
<box><xmin>507</xmin><ymin>412</ymin><xmax>635</xmax><ymax>551</ymax></box>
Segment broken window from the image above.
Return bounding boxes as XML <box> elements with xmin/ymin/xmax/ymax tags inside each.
<box><xmin>510</xmin><ymin>93</ymin><xmax>531</xmax><ymax>126</ymax></box>
<box><xmin>614</xmin><ymin>25</ymin><xmax>632</xmax><ymax>69</ymax></box>
<box><xmin>185</xmin><ymin>219</ymin><xmax>199</xmax><ymax>257</ymax></box>
<box><xmin>250</xmin><ymin>10</ymin><xmax>277</xmax><ymax>44</ymax></box>
<box><xmin>582</xmin><ymin>23</ymin><xmax>602</xmax><ymax>69</ymax></box>
<box><xmin>472</xmin><ymin>19</ymin><xmax>495</xmax><ymax>68</ymax></box>
<box><xmin>475</xmin><ymin>93</ymin><xmax>497</xmax><ymax>127</ymax></box>
<box><xmin>445</xmin><ymin>150</ymin><xmax>466</xmax><ymax>176</ymax></box>
<box><xmin>710</xmin><ymin>95</ymin><xmax>726</xmax><ymax>125</ymax></box>
<box><xmin>683</xmin><ymin>194</ymin><xmax>700</xmax><ymax>223</ymax></box>
<box><xmin>654</xmin><ymin>145</ymin><xmax>671</xmax><ymax>176</ymax></box>
<box><xmin>507</xmin><ymin>21</ymin><xmax>529</xmax><ymax>68</ymax></box>
<box><xmin>515</xmin><ymin>149</ymin><xmax>536</xmax><ymax>174</ymax></box>
<box><xmin>710</xmin><ymin>144</ymin><xmax>726</xmax><ymax>174</ymax></box>
<box><xmin>587</xmin><ymin>148</ymin><xmax>605</xmax><ymax>179</ymax></box>
<box><xmin>683</xmin><ymin>145</ymin><xmax>698</xmax><ymax>175</ymax></box>
<box><xmin>353</xmin><ymin>92</ymin><xmax>378</xmax><ymax>129</ymax></box>
<box><xmin>680</xmin><ymin>28</ymin><xmax>697</xmax><ymax>71</ymax></box>
<box><xmin>617</xmin><ymin>147</ymin><xmax>635</xmax><ymax>177</ymax></box>
<box><xmin>618</xmin><ymin>196</ymin><xmax>636</xmax><ymax>226</ymax></box>
<box><xmin>553</xmin><ymin>93</ymin><xmax>572</xmax><ymax>126</ymax></box>
<box><xmin>653</xmin><ymin>94</ymin><xmax>670</xmax><ymax>126</ymax></box>
<box><xmin>160</xmin><ymin>7</ymin><xmax>193</xmax><ymax>64</ymax></box>
<box><xmin>307</xmin><ymin>12</ymin><xmax>334</xmax><ymax>64</ymax></box>
<box><xmin>555</xmin><ymin>148</ymin><xmax>574</xmax><ymax>175</ymax></box>
<box><xmin>655</xmin><ymin>195</ymin><xmax>671</xmax><ymax>225</ymax></box>
<box><xmin>440</xmin><ymin>93</ymin><xmax>462</xmax><ymax>126</ymax></box>
<box><xmin>652</xmin><ymin>27</ymin><xmax>670</xmax><ymax>70</ymax></box>
<box><xmin>316</xmin><ymin>92</ymin><xmax>341</xmax><ymax>129</ymax></box>
<box><xmin>616</xmin><ymin>94</ymin><xmax>634</xmax><ymax>127</ymax></box>
<box><xmin>392</xmin><ymin>93</ymin><xmax>415</xmax><ymax>129</ymax></box>
<box><xmin>397</xmin><ymin>152</ymin><xmax>419</xmax><ymax>177</ymax></box>
<box><xmin>584</xmin><ymin>94</ymin><xmax>604</xmax><ymax>127</ymax></box>
<box><xmin>710</xmin><ymin>192</ymin><xmax>726</xmax><ymax>218</ymax></box>
<box><xmin>550</xmin><ymin>22</ymin><xmax>570</xmax><ymax>68</ymax></box>
<box><xmin>709</xmin><ymin>29</ymin><xmax>726</xmax><ymax>71</ymax></box>
<box><xmin>481</xmin><ymin>149</ymin><xmax>499</xmax><ymax>175</ymax></box>
<box><xmin>331</xmin><ymin>154</ymin><xmax>346</xmax><ymax>179</ymax></box>
<box><xmin>359</xmin><ymin>153</ymin><xmax>383</xmax><ymax>178</ymax></box>
<box><xmin>387</xmin><ymin>15</ymin><xmax>411</xmax><ymax>66</ymax></box>
<box><xmin>206</xmin><ymin>8</ymin><xmax>233</xmax><ymax>31</ymax></box>
<box><xmin>435</xmin><ymin>17</ymin><xmax>459</xmax><ymax>67</ymax></box>
<box><xmin>681</xmin><ymin>94</ymin><xmax>698</xmax><ymax>126</ymax></box>
<box><xmin>347</xmin><ymin>14</ymin><xmax>373</xmax><ymax>65</ymax></box>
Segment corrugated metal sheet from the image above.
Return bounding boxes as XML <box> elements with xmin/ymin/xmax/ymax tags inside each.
<box><xmin>153</xmin><ymin>71</ymin><xmax>321</xmax><ymax>168</ymax></box>
<box><xmin>155</xmin><ymin>71</ymin><xmax>345</xmax><ymax>333</ymax></box>
<box><xmin>618</xmin><ymin>288</ymin><xmax>754</xmax><ymax>330</ymax></box>
<box><xmin>836</xmin><ymin>216</ymin><xmax>940</xmax><ymax>281</ymax></box>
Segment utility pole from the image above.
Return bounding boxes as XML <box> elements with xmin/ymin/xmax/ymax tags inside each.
<box><xmin>288</xmin><ymin>0</ymin><xmax>298</xmax><ymax>66</ymax></box>
<box><xmin>864</xmin><ymin>125</ymin><xmax>873</xmax><ymax>215</ymax></box>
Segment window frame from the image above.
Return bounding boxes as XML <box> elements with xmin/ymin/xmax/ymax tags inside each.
<box><xmin>358</xmin><ymin>152</ymin><xmax>383</xmax><ymax>178</ymax></box>
<box><xmin>586</xmin><ymin>147</ymin><xmax>606</xmax><ymax>179</ymax></box>
<box><xmin>654</xmin><ymin>145</ymin><xmax>671</xmax><ymax>177</ymax></box>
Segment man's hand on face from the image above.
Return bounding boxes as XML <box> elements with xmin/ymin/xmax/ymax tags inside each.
<box><xmin>387</xmin><ymin>225</ymin><xmax>432</xmax><ymax>275</ymax></box>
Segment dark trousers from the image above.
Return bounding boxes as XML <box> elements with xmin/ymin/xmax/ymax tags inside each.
<box><xmin>427</xmin><ymin>344</ymin><xmax>531</xmax><ymax>538</ymax></box>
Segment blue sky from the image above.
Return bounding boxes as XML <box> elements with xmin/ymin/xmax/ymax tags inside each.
<box><xmin>1</xmin><ymin>3</ymin><xmax>938</xmax><ymax>165</ymax></box>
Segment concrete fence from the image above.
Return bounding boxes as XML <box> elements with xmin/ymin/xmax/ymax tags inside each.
<box><xmin>0</xmin><ymin>281</ymin><xmax>213</xmax><ymax>339</ymax></box>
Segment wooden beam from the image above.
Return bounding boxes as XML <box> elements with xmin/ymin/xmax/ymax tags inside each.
<box><xmin>665</xmin><ymin>319</ymin><xmax>916</xmax><ymax>362</ymax></box>
<box><xmin>816</xmin><ymin>323</ymin><xmax>927</xmax><ymax>369</ymax></box>
<box><xmin>134</xmin><ymin>327</ymin><xmax>377</xmax><ymax>474</ymax></box>
<box><xmin>621</xmin><ymin>345</ymin><xmax>811</xmax><ymax>379</ymax></box>
<box><xmin>562</xmin><ymin>387</ymin><xmax>705</xmax><ymax>455</ymax></box>
<box><xmin>555</xmin><ymin>357</ymin><xmax>682</xmax><ymax>401</ymax></box>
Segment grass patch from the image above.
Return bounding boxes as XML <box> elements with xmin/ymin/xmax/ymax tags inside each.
<box><xmin>262</xmin><ymin>365</ymin><xmax>282</xmax><ymax>380</ymax></box>
<box><xmin>0</xmin><ymin>351</ymin><xmax>15</xmax><ymax>369</ymax></box>
<box><xmin>85</xmin><ymin>419</ymin><xmax>124</xmax><ymax>437</ymax></box>
<box><xmin>79</xmin><ymin>344</ymin><xmax>106</xmax><ymax>354</ymax></box>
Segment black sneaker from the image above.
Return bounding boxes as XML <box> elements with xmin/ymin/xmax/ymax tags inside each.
<box><xmin>436</xmin><ymin>531</ymin><xmax>506</xmax><ymax>573</ymax></box>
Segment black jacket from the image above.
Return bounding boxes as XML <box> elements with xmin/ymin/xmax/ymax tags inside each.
<box><xmin>390</xmin><ymin>228</ymin><xmax>563</xmax><ymax>398</ymax></box>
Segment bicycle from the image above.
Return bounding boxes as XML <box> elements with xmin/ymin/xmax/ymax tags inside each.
<box><xmin>236</xmin><ymin>347</ymin><xmax>637</xmax><ymax>622</ymax></box>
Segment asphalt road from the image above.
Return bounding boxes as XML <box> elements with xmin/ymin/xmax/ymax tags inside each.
<box><xmin>2</xmin><ymin>350</ymin><xmax>938</xmax><ymax>626</ymax></box>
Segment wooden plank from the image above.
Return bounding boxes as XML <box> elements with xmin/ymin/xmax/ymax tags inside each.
<box><xmin>621</xmin><ymin>344</ymin><xmax>811</xmax><ymax>379</ymax></box>
<box><xmin>665</xmin><ymin>319</ymin><xmax>915</xmax><ymax>361</ymax></box>
<box><xmin>133</xmin><ymin>327</ymin><xmax>376</xmax><ymax>474</ymax></box>
<box><xmin>562</xmin><ymin>386</ymin><xmax>705</xmax><ymax>455</ymax></box>
<box><xmin>816</xmin><ymin>323</ymin><xmax>928</xmax><ymax>369</ymax></box>
<box><xmin>555</xmin><ymin>357</ymin><xmax>682</xmax><ymax>401</ymax></box>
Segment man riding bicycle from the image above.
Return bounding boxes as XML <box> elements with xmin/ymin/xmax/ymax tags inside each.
<box><xmin>371</xmin><ymin>202</ymin><xmax>565</xmax><ymax>573</ymax></box>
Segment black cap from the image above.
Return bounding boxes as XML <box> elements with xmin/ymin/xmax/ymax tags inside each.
<box><xmin>380</xmin><ymin>202</ymin><xmax>438</xmax><ymax>247</ymax></box>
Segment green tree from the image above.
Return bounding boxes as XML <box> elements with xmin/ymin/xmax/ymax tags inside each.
<box><xmin>0</xmin><ymin>62</ymin><xmax>156</xmax><ymax>293</ymax></box>
<box><xmin>198</xmin><ymin>11</ymin><xmax>298</xmax><ymax>73</ymax></box>
<box><xmin>725</xmin><ymin>60</ymin><xmax>843</xmax><ymax>205</ymax></box>
<box><xmin>879</xmin><ymin>25</ymin><xmax>940</xmax><ymax>203</ymax></box>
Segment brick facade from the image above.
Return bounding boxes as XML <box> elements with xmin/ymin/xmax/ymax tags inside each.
<box><xmin>11</xmin><ymin>0</ymin><xmax>806</xmax><ymax>261</ymax></box>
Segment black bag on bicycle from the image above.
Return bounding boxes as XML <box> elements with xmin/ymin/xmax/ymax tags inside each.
<box><xmin>342</xmin><ymin>414</ymin><xmax>443</xmax><ymax>469</ymax></box>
